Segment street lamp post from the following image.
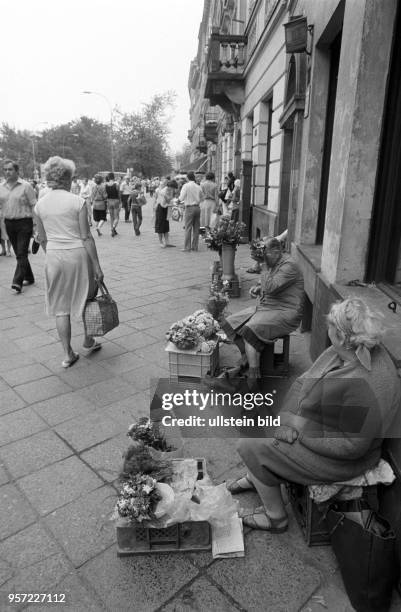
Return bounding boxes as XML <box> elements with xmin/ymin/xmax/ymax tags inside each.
<box><xmin>30</xmin><ymin>121</ymin><xmax>49</xmax><ymax>179</ymax></box>
<box><xmin>82</xmin><ymin>90</ymin><xmax>115</xmax><ymax>172</ymax></box>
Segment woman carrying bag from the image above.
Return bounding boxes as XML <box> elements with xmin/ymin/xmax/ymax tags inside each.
<box><xmin>34</xmin><ymin>156</ymin><xmax>104</xmax><ymax>368</ymax></box>
<box><xmin>91</xmin><ymin>175</ymin><xmax>108</xmax><ymax>236</ymax></box>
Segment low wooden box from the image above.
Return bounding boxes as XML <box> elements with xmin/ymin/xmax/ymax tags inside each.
<box><xmin>165</xmin><ymin>342</ymin><xmax>219</xmax><ymax>380</ymax></box>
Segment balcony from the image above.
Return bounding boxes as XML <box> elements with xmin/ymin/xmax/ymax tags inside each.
<box><xmin>204</xmin><ymin>112</ymin><xmax>219</xmax><ymax>144</ymax></box>
<box><xmin>205</xmin><ymin>29</ymin><xmax>247</xmax><ymax>117</ymax></box>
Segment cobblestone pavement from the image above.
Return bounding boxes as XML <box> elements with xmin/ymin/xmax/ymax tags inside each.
<box><xmin>0</xmin><ymin>199</ymin><xmax>399</xmax><ymax>611</ymax></box>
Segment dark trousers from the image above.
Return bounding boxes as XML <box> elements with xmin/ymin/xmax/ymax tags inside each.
<box><xmin>121</xmin><ymin>195</ymin><xmax>130</xmax><ymax>221</ymax></box>
<box><xmin>131</xmin><ymin>207</ymin><xmax>143</xmax><ymax>235</ymax></box>
<box><xmin>5</xmin><ymin>217</ymin><xmax>34</xmax><ymax>287</ymax></box>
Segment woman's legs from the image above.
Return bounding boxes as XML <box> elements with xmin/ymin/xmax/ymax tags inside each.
<box><xmin>158</xmin><ymin>233</ymin><xmax>165</xmax><ymax>247</ymax></box>
<box><xmin>244</xmin><ymin>340</ymin><xmax>261</xmax><ymax>378</ymax></box>
<box><xmin>56</xmin><ymin>315</ymin><xmax>74</xmax><ymax>361</ymax></box>
<box><xmin>248</xmin><ymin>473</ymin><xmax>287</xmax><ymax>518</ymax></box>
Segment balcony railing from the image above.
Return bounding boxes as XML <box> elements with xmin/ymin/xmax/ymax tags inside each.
<box><xmin>207</xmin><ymin>32</ymin><xmax>247</xmax><ymax>76</ymax></box>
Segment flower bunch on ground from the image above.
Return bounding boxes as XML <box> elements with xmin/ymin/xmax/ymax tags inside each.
<box><xmin>204</xmin><ymin>217</ymin><xmax>246</xmax><ymax>250</ymax></box>
<box><xmin>115</xmin><ymin>474</ymin><xmax>161</xmax><ymax>523</ymax></box>
<box><xmin>127</xmin><ymin>417</ymin><xmax>174</xmax><ymax>452</ymax></box>
<box><xmin>250</xmin><ymin>238</ymin><xmax>266</xmax><ymax>262</ymax></box>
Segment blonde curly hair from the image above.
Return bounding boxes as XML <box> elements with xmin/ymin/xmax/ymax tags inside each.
<box><xmin>327</xmin><ymin>298</ymin><xmax>384</xmax><ymax>350</ymax></box>
<box><xmin>43</xmin><ymin>156</ymin><xmax>76</xmax><ymax>189</ymax></box>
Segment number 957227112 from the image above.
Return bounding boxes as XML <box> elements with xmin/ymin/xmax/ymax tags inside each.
<box><xmin>8</xmin><ymin>593</ymin><xmax>65</xmax><ymax>604</ymax></box>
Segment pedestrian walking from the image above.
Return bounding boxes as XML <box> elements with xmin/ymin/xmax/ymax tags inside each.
<box><xmin>0</xmin><ymin>160</ymin><xmax>37</xmax><ymax>292</ymax></box>
<box><xmin>178</xmin><ymin>171</ymin><xmax>203</xmax><ymax>252</ymax></box>
<box><xmin>70</xmin><ymin>177</ymin><xmax>80</xmax><ymax>195</ymax></box>
<box><xmin>90</xmin><ymin>175</ymin><xmax>108</xmax><ymax>236</ymax></box>
<box><xmin>200</xmin><ymin>171</ymin><xmax>218</xmax><ymax>229</ymax></box>
<box><xmin>128</xmin><ymin>182</ymin><xmax>146</xmax><ymax>236</ymax></box>
<box><xmin>34</xmin><ymin>156</ymin><xmax>104</xmax><ymax>368</ymax></box>
<box><xmin>120</xmin><ymin>175</ymin><xmax>132</xmax><ymax>222</ymax></box>
<box><xmin>154</xmin><ymin>179</ymin><xmax>177</xmax><ymax>247</ymax></box>
<box><xmin>80</xmin><ymin>178</ymin><xmax>92</xmax><ymax>226</ymax></box>
<box><xmin>105</xmin><ymin>172</ymin><xmax>120</xmax><ymax>237</ymax></box>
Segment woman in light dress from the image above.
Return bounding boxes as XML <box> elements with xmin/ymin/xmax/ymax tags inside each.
<box><xmin>34</xmin><ymin>156</ymin><xmax>104</xmax><ymax>368</ymax></box>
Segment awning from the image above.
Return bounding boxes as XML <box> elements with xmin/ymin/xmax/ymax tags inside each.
<box><xmin>183</xmin><ymin>155</ymin><xmax>208</xmax><ymax>173</ymax></box>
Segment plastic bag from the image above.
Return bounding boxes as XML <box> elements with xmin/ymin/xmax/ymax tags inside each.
<box><xmin>189</xmin><ymin>481</ymin><xmax>238</xmax><ymax>527</ymax></box>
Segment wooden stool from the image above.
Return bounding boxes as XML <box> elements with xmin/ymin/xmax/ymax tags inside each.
<box><xmin>260</xmin><ymin>335</ymin><xmax>290</xmax><ymax>377</ymax></box>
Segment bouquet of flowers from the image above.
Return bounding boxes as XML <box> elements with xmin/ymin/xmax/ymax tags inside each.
<box><xmin>165</xmin><ymin>320</ymin><xmax>199</xmax><ymax>349</ymax></box>
<box><xmin>206</xmin><ymin>281</ymin><xmax>230</xmax><ymax>320</ymax></box>
<box><xmin>115</xmin><ymin>473</ymin><xmax>161</xmax><ymax>523</ymax></box>
<box><xmin>184</xmin><ymin>309</ymin><xmax>220</xmax><ymax>339</ymax></box>
<box><xmin>204</xmin><ymin>217</ymin><xmax>246</xmax><ymax>251</ymax></box>
<box><xmin>250</xmin><ymin>238</ymin><xmax>266</xmax><ymax>262</ymax></box>
<box><xmin>166</xmin><ymin>309</ymin><xmax>221</xmax><ymax>351</ymax></box>
<box><xmin>127</xmin><ymin>418</ymin><xmax>174</xmax><ymax>452</ymax></box>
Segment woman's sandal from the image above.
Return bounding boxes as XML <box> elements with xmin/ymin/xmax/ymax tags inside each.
<box><xmin>227</xmin><ymin>475</ymin><xmax>256</xmax><ymax>494</ymax></box>
<box><xmin>62</xmin><ymin>352</ymin><xmax>80</xmax><ymax>369</ymax></box>
<box><xmin>241</xmin><ymin>506</ymin><xmax>288</xmax><ymax>533</ymax></box>
<box><xmin>83</xmin><ymin>340</ymin><xmax>102</xmax><ymax>355</ymax></box>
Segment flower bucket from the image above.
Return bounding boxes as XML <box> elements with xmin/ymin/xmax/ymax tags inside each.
<box><xmin>221</xmin><ymin>244</ymin><xmax>236</xmax><ymax>281</ymax></box>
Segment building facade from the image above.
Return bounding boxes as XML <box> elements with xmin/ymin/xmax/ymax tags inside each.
<box><xmin>189</xmin><ymin>0</ymin><xmax>401</xmax><ymax>365</ymax></box>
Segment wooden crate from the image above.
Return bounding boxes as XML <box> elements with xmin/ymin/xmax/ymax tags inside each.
<box><xmin>116</xmin><ymin>459</ymin><xmax>211</xmax><ymax>556</ymax></box>
<box><xmin>287</xmin><ymin>483</ymin><xmax>331</xmax><ymax>546</ymax></box>
<box><xmin>165</xmin><ymin>342</ymin><xmax>219</xmax><ymax>379</ymax></box>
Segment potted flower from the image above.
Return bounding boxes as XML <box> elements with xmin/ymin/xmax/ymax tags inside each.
<box><xmin>204</xmin><ymin>218</ymin><xmax>246</xmax><ymax>280</ymax></box>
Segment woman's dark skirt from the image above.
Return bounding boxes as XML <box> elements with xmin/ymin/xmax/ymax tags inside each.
<box><xmin>155</xmin><ymin>204</ymin><xmax>169</xmax><ymax>234</ymax></box>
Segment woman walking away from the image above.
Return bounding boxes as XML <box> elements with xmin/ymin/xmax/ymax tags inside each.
<box><xmin>91</xmin><ymin>175</ymin><xmax>108</xmax><ymax>236</ymax></box>
<box><xmin>34</xmin><ymin>156</ymin><xmax>104</xmax><ymax>368</ymax></box>
<box><xmin>105</xmin><ymin>172</ymin><xmax>120</xmax><ymax>237</ymax></box>
<box><xmin>200</xmin><ymin>171</ymin><xmax>218</xmax><ymax>229</ymax></box>
<box><xmin>154</xmin><ymin>179</ymin><xmax>177</xmax><ymax>247</ymax></box>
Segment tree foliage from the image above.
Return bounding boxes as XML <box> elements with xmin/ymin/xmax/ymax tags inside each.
<box><xmin>114</xmin><ymin>92</ymin><xmax>176</xmax><ymax>177</ymax></box>
<box><xmin>0</xmin><ymin>92</ymin><xmax>177</xmax><ymax>179</ymax></box>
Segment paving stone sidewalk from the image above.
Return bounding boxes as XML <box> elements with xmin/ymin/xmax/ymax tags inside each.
<box><xmin>0</xmin><ymin>201</ymin><xmax>399</xmax><ymax>611</ymax></box>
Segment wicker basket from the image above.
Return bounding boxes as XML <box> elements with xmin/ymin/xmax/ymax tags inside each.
<box><xmin>83</xmin><ymin>281</ymin><xmax>119</xmax><ymax>337</ymax></box>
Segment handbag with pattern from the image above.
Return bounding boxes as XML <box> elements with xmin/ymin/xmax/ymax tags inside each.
<box><xmin>83</xmin><ymin>281</ymin><xmax>119</xmax><ymax>337</ymax></box>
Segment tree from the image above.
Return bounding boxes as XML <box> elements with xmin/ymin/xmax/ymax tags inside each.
<box><xmin>0</xmin><ymin>123</ymin><xmax>38</xmax><ymax>177</ymax></box>
<box><xmin>114</xmin><ymin>92</ymin><xmax>176</xmax><ymax>177</ymax></box>
<box><xmin>174</xmin><ymin>142</ymin><xmax>192</xmax><ymax>172</ymax></box>
<box><xmin>37</xmin><ymin>118</ymin><xmax>111</xmax><ymax>178</ymax></box>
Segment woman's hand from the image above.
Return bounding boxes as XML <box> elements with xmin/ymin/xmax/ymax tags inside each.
<box><xmin>94</xmin><ymin>268</ymin><xmax>104</xmax><ymax>283</ymax></box>
<box><xmin>249</xmin><ymin>284</ymin><xmax>261</xmax><ymax>298</ymax></box>
<box><xmin>274</xmin><ymin>425</ymin><xmax>299</xmax><ymax>444</ymax></box>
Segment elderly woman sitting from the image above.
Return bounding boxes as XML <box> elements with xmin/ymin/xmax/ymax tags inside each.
<box><xmin>221</xmin><ymin>237</ymin><xmax>304</xmax><ymax>381</ymax></box>
<box><xmin>228</xmin><ymin>298</ymin><xmax>401</xmax><ymax>531</ymax></box>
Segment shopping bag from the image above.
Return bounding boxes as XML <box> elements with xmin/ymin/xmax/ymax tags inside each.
<box><xmin>327</xmin><ymin>499</ymin><xmax>397</xmax><ymax>611</ymax></box>
<box><xmin>83</xmin><ymin>281</ymin><xmax>119</xmax><ymax>337</ymax></box>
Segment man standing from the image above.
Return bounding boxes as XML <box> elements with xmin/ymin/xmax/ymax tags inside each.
<box><xmin>178</xmin><ymin>171</ymin><xmax>203</xmax><ymax>252</ymax></box>
<box><xmin>0</xmin><ymin>160</ymin><xmax>37</xmax><ymax>293</ymax></box>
